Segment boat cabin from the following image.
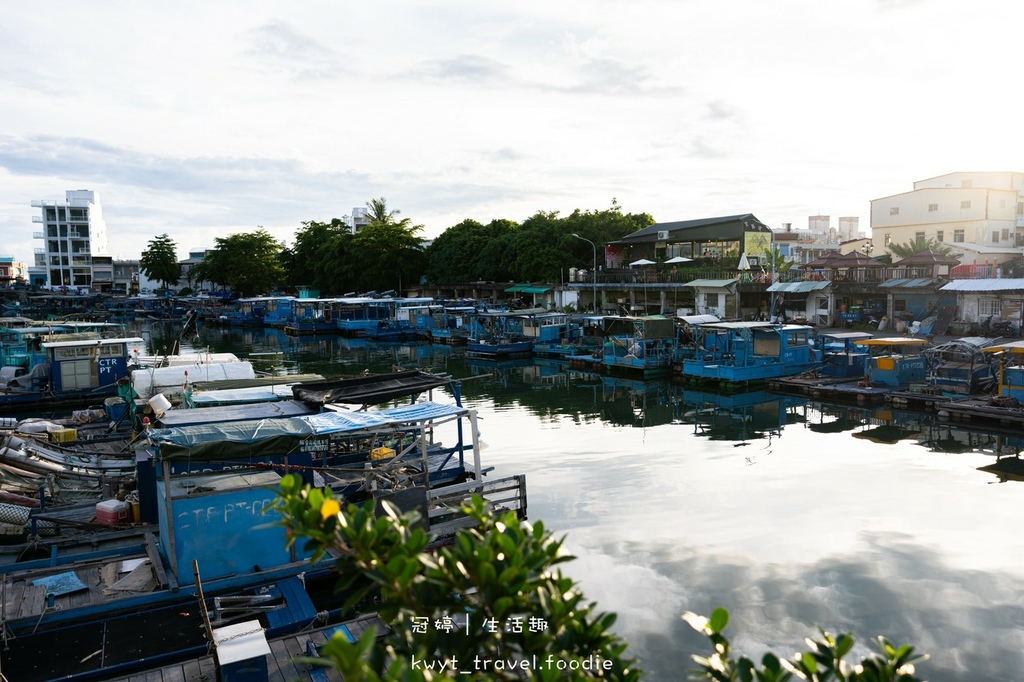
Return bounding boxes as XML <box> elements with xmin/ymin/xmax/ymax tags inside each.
<box><xmin>854</xmin><ymin>337</ymin><xmax>929</xmax><ymax>388</ymax></box>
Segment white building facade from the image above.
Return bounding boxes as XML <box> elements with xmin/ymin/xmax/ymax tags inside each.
<box><xmin>30</xmin><ymin>189</ymin><xmax>110</xmax><ymax>290</ymax></box>
<box><xmin>870</xmin><ymin>172</ymin><xmax>1024</xmax><ymax>265</ymax></box>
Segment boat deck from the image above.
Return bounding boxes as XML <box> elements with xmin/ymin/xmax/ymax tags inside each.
<box><xmin>104</xmin><ymin>613</ymin><xmax>387</xmax><ymax>682</ymax></box>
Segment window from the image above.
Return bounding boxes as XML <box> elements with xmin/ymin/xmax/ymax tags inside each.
<box><xmin>1003</xmin><ymin>229</ymin><xmax>1010</xmax><ymax>241</ymax></box>
<box><xmin>979</xmin><ymin>299</ymin><xmax>1001</xmax><ymax>317</ymax></box>
<box><xmin>954</xmin><ymin>229</ymin><xmax>965</xmax><ymax>242</ymax></box>
<box><xmin>915</xmin><ymin>232</ymin><xmax>926</xmax><ymax>241</ymax></box>
<box><xmin>890</xmin><ymin>207</ymin><xmax>899</xmax><ymax>215</ymax></box>
<box><xmin>928</xmin><ymin>203</ymin><xmax>938</xmax><ymax>212</ymax></box>
<box><xmin>961</xmin><ymin>200</ymin><xmax>971</xmax><ymax>209</ymax></box>
<box><xmin>993</xmin><ymin>231</ymin><xmax>1000</xmax><ymax>243</ymax></box>
<box><xmin>1017</xmin><ymin>202</ymin><xmax>1023</xmax><ymax>215</ymax></box>
<box><xmin>894</xmin><ymin>299</ymin><xmax>907</xmax><ymax>313</ymax></box>
<box><xmin>936</xmin><ymin>231</ymin><xmax>944</xmax><ymax>242</ymax></box>
<box><xmin>884</xmin><ymin>233</ymin><xmax>891</xmax><ymax>246</ymax></box>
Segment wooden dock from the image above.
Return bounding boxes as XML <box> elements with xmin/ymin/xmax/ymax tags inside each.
<box><xmin>104</xmin><ymin>613</ymin><xmax>386</xmax><ymax>682</ymax></box>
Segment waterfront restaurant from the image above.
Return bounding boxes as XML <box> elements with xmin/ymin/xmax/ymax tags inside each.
<box><xmin>606</xmin><ymin>214</ymin><xmax>776</xmax><ymax>269</ymax></box>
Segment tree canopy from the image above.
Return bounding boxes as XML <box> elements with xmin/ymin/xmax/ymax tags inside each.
<box><xmin>191</xmin><ymin>228</ymin><xmax>285</xmax><ymax>297</ymax></box>
<box><xmin>349</xmin><ymin>197</ymin><xmax>427</xmax><ymax>293</ymax></box>
<box><xmin>139</xmin><ymin>234</ymin><xmax>181</xmax><ymax>290</ymax></box>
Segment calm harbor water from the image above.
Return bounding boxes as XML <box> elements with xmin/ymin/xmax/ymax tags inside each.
<box><xmin>143</xmin><ymin>323</ymin><xmax>1024</xmax><ymax>681</ymax></box>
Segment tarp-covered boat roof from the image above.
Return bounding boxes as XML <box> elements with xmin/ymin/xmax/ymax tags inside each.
<box><xmin>156</xmin><ymin>400</ymin><xmax>315</xmax><ymax>428</ymax></box>
<box><xmin>148</xmin><ymin>401</ymin><xmax>469</xmax><ymax>461</ymax></box>
<box><xmin>291</xmin><ymin>370</ymin><xmax>451</xmax><ymax>406</ymax></box>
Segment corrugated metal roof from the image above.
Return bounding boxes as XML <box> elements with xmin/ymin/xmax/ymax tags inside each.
<box><xmin>878</xmin><ymin>278</ymin><xmax>942</xmax><ymax>289</ymax></box>
<box><xmin>940</xmin><ymin>279</ymin><xmax>1024</xmax><ymax>292</ymax></box>
<box><xmin>681</xmin><ymin>279</ymin><xmax>739</xmax><ymax>289</ymax></box>
<box><xmin>765</xmin><ymin>281</ymin><xmax>831</xmax><ymax>293</ymax></box>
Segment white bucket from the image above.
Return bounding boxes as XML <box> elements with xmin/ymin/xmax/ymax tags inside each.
<box><xmin>148</xmin><ymin>393</ymin><xmax>172</xmax><ymax>417</ymax></box>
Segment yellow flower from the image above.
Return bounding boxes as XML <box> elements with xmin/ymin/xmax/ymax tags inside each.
<box><xmin>320</xmin><ymin>498</ymin><xmax>340</xmax><ymax>521</ymax></box>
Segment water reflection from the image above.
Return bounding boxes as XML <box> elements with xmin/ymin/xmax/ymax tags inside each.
<box><xmin>156</xmin><ymin>325</ymin><xmax>1024</xmax><ymax>681</ymax></box>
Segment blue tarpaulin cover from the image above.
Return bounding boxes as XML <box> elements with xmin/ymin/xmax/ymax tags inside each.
<box><xmin>147</xmin><ymin>401</ymin><xmax>469</xmax><ymax>461</ymax></box>
<box><xmin>33</xmin><ymin>571</ymin><xmax>87</xmax><ymax>596</ymax></box>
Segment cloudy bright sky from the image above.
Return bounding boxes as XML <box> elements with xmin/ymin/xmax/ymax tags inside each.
<box><xmin>2</xmin><ymin>0</ymin><xmax>1020</xmax><ymax>266</ymax></box>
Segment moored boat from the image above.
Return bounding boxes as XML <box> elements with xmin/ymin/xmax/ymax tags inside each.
<box><xmin>679</xmin><ymin>321</ymin><xmax>818</xmax><ymax>387</ymax></box>
<box><xmin>0</xmin><ymin>335</ymin><xmax>143</xmax><ymax>409</ymax></box>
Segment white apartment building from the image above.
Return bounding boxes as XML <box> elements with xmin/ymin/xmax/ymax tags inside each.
<box><xmin>348</xmin><ymin>207</ymin><xmax>370</xmax><ymax>233</ymax></box>
<box><xmin>870</xmin><ymin>172</ymin><xmax>1024</xmax><ymax>265</ymax></box>
<box><xmin>774</xmin><ymin>215</ymin><xmax>861</xmax><ymax>264</ymax></box>
<box><xmin>29</xmin><ymin>189</ymin><xmax>110</xmax><ymax>291</ymax></box>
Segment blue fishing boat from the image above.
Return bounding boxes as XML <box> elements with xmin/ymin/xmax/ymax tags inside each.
<box><xmin>283</xmin><ymin>298</ymin><xmax>341</xmax><ymax>335</ymax></box>
<box><xmin>428</xmin><ymin>304</ymin><xmax>476</xmax><ymax>344</ymax></box>
<box><xmin>784</xmin><ymin>336</ymin><xmax>931</xmax><ymax>404</ymax></box>
<box><xmin>467</xmin><ymin>309</ymin><xmax>537</xmax><ymax>358</ymax></box>
<box><xmin>524</xmin><ymin>311</ymin><xmax>580</xmax><ymax>358</ymax></box>
<box><xmin>360</xmin><ymin>298</ymin><xmax>439</xmax><ymax>341</ymax></box>
<box><xmin>679</xmin><ymin>321</ymin><xmax>818</xmax><ymax>386</ymax></box>
<box><xmin>934</xmin><ymin>340</ymin><xmax>1024</xmax><ymax>426</ymax></box>
<box><xmin>0</xmin><ymin>335</ymin><xmax>143</xmax><ymax>408</ymax></box>
<box><xmin>602</xmin><ymin>315</ymin><xmax>678</xmax><ymax>376</ymax></box>
<box><xmin>768</xmin><ymin>331</ymin><xmax>873</xmax><ymax>395</ymax></box>
<box><xmin>0</xmin><ymin>391</ymin><xmax>526</xmax><ymax>680</ymax></box>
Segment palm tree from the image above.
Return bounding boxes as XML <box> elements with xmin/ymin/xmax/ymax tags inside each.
<box><xmin>887</xmin><ymin>237</ymin><xmax>960</xmax><ymax>260</ymax></box>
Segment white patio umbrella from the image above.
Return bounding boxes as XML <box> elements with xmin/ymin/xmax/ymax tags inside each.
<box><xmin>737</xmin><ymin>253</ymin><xmax>751</xmax><ymax>271</ymax></box>
<box><xmin>665</xmin><ymin>256</ymin><xmax>693</xmax><ymax>264</ymax></box>
<box><xmin>630</xmin><ymin>258</ymin><xmax>656</xmax><ymax>267</ymax></box>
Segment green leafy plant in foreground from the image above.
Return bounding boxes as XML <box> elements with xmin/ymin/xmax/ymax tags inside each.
<box><xmin>683</xmin><ymin>608</ymin><xmax>927</xmax><ymax>682</ymax></box>
<box><xmin>271</xmin><ymin>474</ymin><xmax>640</xmax><ymax>681</ymax></box>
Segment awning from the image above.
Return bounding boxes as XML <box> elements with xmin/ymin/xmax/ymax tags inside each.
<box><xmin>504</xmin><ymin>284</ymin><xmax>530</xmax><ymax>293</ymax></box>
<box><xmin>878</xmin><ymin>278</ymin><xmax>942</xmax><ymax>289</ymax></box>
<box><xmin>521</xmin><ymin>286</ymin><xmax>552</xmax><ymax>294</ymax></box>
<box><xmin>766</xmin><ymin>281</ymin><xmax>831</xmax><ymax>293</ymax></box>
<box><xmin>681</xmin><ymin>279</ymin><xmax>739</xmax><ymax>289</ymax></box>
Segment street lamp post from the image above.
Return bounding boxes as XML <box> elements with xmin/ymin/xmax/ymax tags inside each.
<box><xmin>571</xmin><ymin>233</ymin><xmax>597</xmax><ymax>313</ymax></box>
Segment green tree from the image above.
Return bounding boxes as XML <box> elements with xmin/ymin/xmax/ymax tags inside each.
<box><xmin>349</xmin><ymin>198</ymin><xmax>427</xmax><ymax>293</ymax></box>
<box><xmin>272</xmin><ymin>477</ymin><xmax>640</xmax><ymax>681</ymax></box>
<box><xmin>424</xmin><ymin>219</ymin><xmax>518</xmax><ymax>284</ymax></box>
<box><xmin>887</xmin><ymin>237</ymin><xmax>960</xmax><ymax>260</ymax></box>
<box><xmin>684</xmin><ymin>607</ymin><xmax>926</xmax><ymax>682</ymax></box>
<box><xmin>192</xmin><ymin>228</ymin><xmax>285</xmax><ymax>297</ymax></box>
<box><xmin>284</xmin><ymin>219</ymin><xmax>353</xmax><ymax>293</ymax></box>
<box><xmin>139</xmin><ymin>234</ymin><xmax>181</xmax><ymax>291</ymax></box>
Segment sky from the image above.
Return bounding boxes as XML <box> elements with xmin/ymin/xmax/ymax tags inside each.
<box><xmin>2</xmin><ymin>0</ymin><xmax>1022</xmax><ymax>266</ymax></box>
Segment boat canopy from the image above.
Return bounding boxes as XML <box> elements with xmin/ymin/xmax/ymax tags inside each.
<box><xmin>41</xmin><ymin>336</ymin><xmax>144</xmax><ymax>348</ymax></box>
<box><xmin>983</xmin><ymin>339</ymin><xmax>1024</xmax><ymax>355</ymax></box>
<box><xmin>677</xmin><ymin>314</ymin><xmax>721</xmax><ymax>325</ymax></box>
<box><xmin>853</xmin><ymin>337</ymin><xmax>929</xmax><ymax>346</ymax></box>
<box><xmin>147</xmin><ymin>401</ymin><xmax>471</xmax><ymax>461</ymax></box>
<box><xmin>291</xmin><ymin>370</ymin><xmax>451</xmax><ymax>406</ymax></box>
<box><xmin>817</xmin><ymin>331</ymin><xmax>873</xmax><ymax>341</ymax></box>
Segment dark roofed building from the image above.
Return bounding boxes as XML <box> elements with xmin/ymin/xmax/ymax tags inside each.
<box><xmin>607</xmin><ymin>213</ymin><xmax>774</xmax><ymax>269</ymax></box>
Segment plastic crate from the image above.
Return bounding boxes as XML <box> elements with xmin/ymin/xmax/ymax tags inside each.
<box><xmin>371</xmin><ymin>447</ymin><xmax>396</xmax><ymax>461</ymax></box>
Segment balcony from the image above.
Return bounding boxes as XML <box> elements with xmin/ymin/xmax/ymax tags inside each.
<box><xmin>32</xmin><ymin>216</ymin><xmax>42</xmax><ymax>223</ymax></box>
<box><xmin>33</xmin><ymin>248</ymin><xmax>45</xmax><ymax>255</ymax></box>
<box><xmin>32</xmin><ymin>231</ymin><xmax>43</xmax><ymax>239</ymax></box>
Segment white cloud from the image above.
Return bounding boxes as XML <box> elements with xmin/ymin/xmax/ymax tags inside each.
<box><xmin>1</xmin><ymin>0</ymin><xmax>1019</xmax><ymax>265</ymax></box>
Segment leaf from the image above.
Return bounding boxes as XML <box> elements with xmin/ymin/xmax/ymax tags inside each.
<box><xmin>709</xmin><ymin>607</ymin><xmax>730</xmax><ymax>634</ymax></box>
